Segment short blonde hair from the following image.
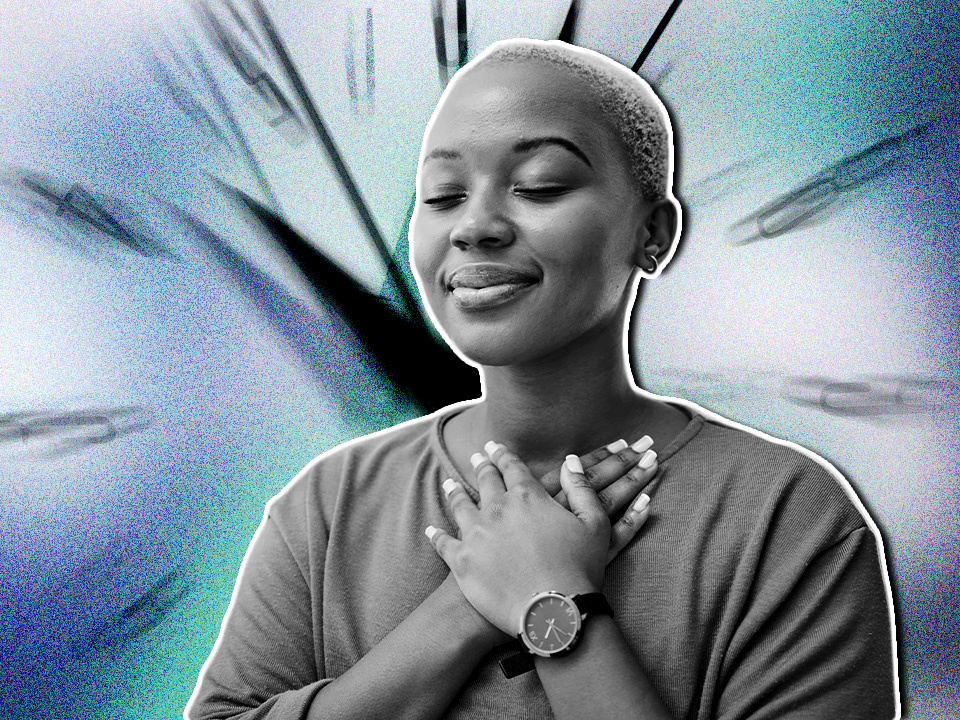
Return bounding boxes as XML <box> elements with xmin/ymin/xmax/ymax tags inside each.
<box><xmin>465</xmin><ymin>38</ymin><xmax>673</xmax><ymax>202</ymax></box>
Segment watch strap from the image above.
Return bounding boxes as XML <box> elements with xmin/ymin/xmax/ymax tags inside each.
<box><xmin>499</xmin><ymin>592</ymin><xmax>613</xmax><ymax>679</ymax></box>
<box><xmin>499</xmin><ymin>642</ymin><xmax>535</xmax><ymax>678</ymax></box>
<box><xmin>573</xmin><ymin>592</ymin><xmax>614</xmax><ymax>617</ymax></box>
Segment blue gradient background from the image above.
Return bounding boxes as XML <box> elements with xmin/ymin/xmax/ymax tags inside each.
<box><xmin>0</xmin><ymin>1</ymin><xmax>957</xmax><ymax>717</ymax></box>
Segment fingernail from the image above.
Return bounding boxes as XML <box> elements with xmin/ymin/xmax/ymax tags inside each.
<box><xmin>483</xmin><ymin>440</ymin><xmax>501</xmax><ymax>457</ymax></box>
<box><xmin>442</xmin><ymin>478</ymin><xmax>457</xmax><ymax>498</ymax></box>
<box><xmin>425</xmin><ymin>525</ymin><xmax>438</xmax><ymax>540</ymax></box>
<box><xmin>639</xmin><ymin>449</ymin><xmax>657</xmax><ymax>469</ymax></box>
<box><xmin>606</xmin><ymin>438</ymin><xmax>628</xmax><ymax>453</ymax></box>
<box><xmin>470</xmin><ymin>452</ymin><xmax>486</xmax><ymax>469</ymax></box>
<box><xmin>632</xmin><ymin>493</ymin><xmax>650</xmax><ymax>513</ymax></box>
<box><xmin>565</xmin><ymin>454</ymin><xmax>584</xmax><ymax>474</ymax></box>
<box><xmin>630</xmin><ymin>435</ymin><xmax>653</xmax><ymax>453</ymax></box>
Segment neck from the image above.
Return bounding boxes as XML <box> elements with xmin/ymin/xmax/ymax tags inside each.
<box><xmin>465</xmin><ymin>315</ymin><xmax>650</xmax><ymax>475</ymax></box>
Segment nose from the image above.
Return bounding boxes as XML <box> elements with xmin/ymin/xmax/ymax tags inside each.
<box><xmin>448</xmin><ymin>190</ymin><xmax>515</xmax><ymax>250</ymax></box>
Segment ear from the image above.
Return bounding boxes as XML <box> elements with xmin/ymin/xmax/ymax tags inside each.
<box><xmin>634</xmin><ymin>198</ymin><xmax>680</xmax><ymax>278</ymax></box>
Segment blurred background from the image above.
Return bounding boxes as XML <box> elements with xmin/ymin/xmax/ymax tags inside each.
<box><xmin>0</xmin><ymin>0</ymin><xmax>957</xmax><ymax>717</ymax></box>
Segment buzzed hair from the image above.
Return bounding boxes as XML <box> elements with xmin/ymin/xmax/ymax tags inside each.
<box><xmin>463</xmin><ymin>38</ymin><xmax>673</xmax><ymax>203</ymax></box>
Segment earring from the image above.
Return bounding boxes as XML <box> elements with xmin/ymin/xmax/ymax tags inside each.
<box><xmin>641</xmin><ymin>244</ymin><xmax>659</xmax><ymax>276</ymax></box>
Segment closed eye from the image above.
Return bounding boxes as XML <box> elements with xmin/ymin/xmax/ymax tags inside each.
<box><xmin>514</xmin><ymin>185</ymin><xmax>569</xmax><ymax>199</ymax></box>
<box><xmin>423</xmin><ymin>192</ymin><xmax>466</xmax><ymax>207</ymax></box>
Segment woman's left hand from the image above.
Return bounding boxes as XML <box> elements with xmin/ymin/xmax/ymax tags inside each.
<box><xmin>425</xmin><ymin>443</ymin><xmax>620</xmax><ymax>637</ymax></box>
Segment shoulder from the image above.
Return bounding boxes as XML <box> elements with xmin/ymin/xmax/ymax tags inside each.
<box><xmin>264</xmin><ymin>406</ymin><xmax>454</xmax><ymax>525</ymax></box>
<box><xmin>661</xmin><ymin>401</ymin><xmax>877</xmax><ymax>547</ymax></box>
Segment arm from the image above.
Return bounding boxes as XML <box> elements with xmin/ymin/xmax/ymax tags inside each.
<box><xmin>715</xmin><ymin>526</ymin><xmax>898</xmax><ymax>720</ymax></box>
<box><xmin>427</xmin><ymin>446</ymin><xmax>898</xmax><ymax>720</ymax></box>
<box><xmin>186</xmin><ymin>512</ymin><xmax>504</xmax><ymax>720</ymax></box>
<box><xmin>188</xmin><ymin>442</ymin><xmax>658</xmax><ymax>720</ymax></box>
<box><xmin>535</xmin><ymin>527</ymin><xmax>898</xmax><ymax>720</ymax></box>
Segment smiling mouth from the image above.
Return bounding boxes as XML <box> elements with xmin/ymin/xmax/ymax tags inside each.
<box><xmin>450</xmin><ymin>281</ymin><xmax>537</xmax><ymax>310</ymax></box>
<box><xmin>446</xmin><ymin>263</ymin><xmax>540</xmax><ymax>311</ymax></box>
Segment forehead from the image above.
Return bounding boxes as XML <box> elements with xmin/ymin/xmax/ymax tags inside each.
<box><xmin>421</xmin><ymin>60</ymin><xmax>621</xmax><ymax>163</ymax></box>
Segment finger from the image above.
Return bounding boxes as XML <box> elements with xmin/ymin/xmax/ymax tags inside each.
<box><xmin>485</xmin><ymin>441</ymin><xmax>543</xmax><ymax>493</ymax></box>
<box><xmin>469</xmin><ymin>451</ymin><xmax>506</xmax><ymax>504</ymax></box>
<box><xmin>594</xmin><ymin>449</ymin><xmax>658</xmax><ymax>518</ymax></box>
<box><xmin>559</xmin><ymin>454</ymin><xmax>607</xmax><ymax>533</ymax></box>
<box><xmin>441</xmin><ymin>477</ymin><xmax>479</xmax><ymax>528</ymax></box>
<box><xmin>542</xmin><ymin>437</ymin><xmax>632</xmax><ymax>497</ymax></box>
<box><xmin>606</xmin><ymin>494</ymin><xmax>652</xmax><ymax>564</ymax></box>
<box><xmin>549</xmin><ymin>435</ymin><xmax>654</xmax><ymax>501</ymax></box>
<box><xmin>425</xmin><ymin>524</ymin><xmax>459</xmax><ymax>566</ymax></box>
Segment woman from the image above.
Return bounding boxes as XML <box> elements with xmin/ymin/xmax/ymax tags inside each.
<box><xmin>186</xmin><ymin>39</ymin><xmax>897</xmax><ymax>720</ymax></box>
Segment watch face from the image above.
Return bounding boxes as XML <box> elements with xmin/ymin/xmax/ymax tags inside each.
<box><xmin>522</xmin><ymin>593</ymin><xmax>581</xmax><ymax>657</ymax></box>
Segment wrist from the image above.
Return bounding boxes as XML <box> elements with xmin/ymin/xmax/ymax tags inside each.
<box><xmin>436</xmin><ymin>573</ymin><xmax>508</xmax><ymax>653</ymax></box>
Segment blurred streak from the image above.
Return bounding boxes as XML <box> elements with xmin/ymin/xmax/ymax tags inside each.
<box><xmin>175</xmin><ymin>205</ymin><xmax>392</xmax><ymax>424</ymax></box>
<box><xmin>177</xmin><ymin>186</ymin><xmax>478</xmax><ymax>415</ymax></box>
<box><xmin>63</xmin><ymin>567</ymin><xmax>193</xmax><ymax>659</ymax></box>
<box><xmin>183</xmin><ymin>37</ymin><xmax>286</xmax><ymax>211</ymax></box>
<box><xmin>557</xmin><ymin>1</ymin><xmax>580</xmax><ymax>44</ymax></box>
<box><xmin>0</xmin><ymin>406</ymin><xmax>153</xmax><ymax>459</ymax></box>
<box><xmin>782</xmin><ymin>375</ymin><xmax>960</xmax><ymax>418</ymax></box>
<box><xmin>432</xmin><ymin>0</ymin><xmax>472</xmax><ymax>88</ymax></box>
<box><xmin>653</xmin><ymin>367</ymin><xmax>959</xmax><ymax>420</ymax></box>
<box><xmin>726</xmin><ymin>113</ymin><xmax>951</xmax><ymax>245</ymax></box>
<box><xmin>431</xmin><ymin>0</ymin><xmax>449</xmax><ymax>87</ymax></box>
<box><xmin>456</xmin><ymin>0</ymin><xmax>468</xmax><ymax>67</ymax></box>
<box><xmin>632</xmin><ymin>0</ymin><xmax>684</xmax><ymax>72</ymax></box>
<box><xmin>195</xmin><ymin>0</ymin><xmax>307</xmax><ymax>140</ymax></box>
<box><xmin>235</xmin><ymin>0</ymin><xmax>425</xmax><ymax>327</ymax></box>
<box><xmin>345</xmin><ymin>7</ymin><xmax>376</xmax><ymax>112</ymax></box>
<box><xmin>0</xmin><ymin>169</ymin><xmax>174</xmax><ymax>260</ymax></box>
<box><xmin>231</xmin><ymin>188</ymin><xmax>479</xmax><ymax>413</ymax></box>
<box><xmin>366</xmin><ymin>8</ymin><xmax>375</xmax><ymax>99</ymax></box>
<box><xmin>651</xmin><ymin>59</ymin><xmax>676</xmax><ymax>87</ymax></box>
<box><xmin>682</xmin><ymin>152</ymin><xmax>772</xmax><ymax>208</ymax></box>
<box><xmin>146</xmin><ymin>52</ymin><xmax>229</xmax><ymax>147</ymax></box>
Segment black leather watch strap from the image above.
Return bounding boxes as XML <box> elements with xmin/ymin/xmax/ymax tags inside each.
<box><xmin>573</xmin><ymin>592</ymin><xmax>613</xmax><ymax>617</ymax></box>
<box><xmin>499</xmin><ymin>592</ymin><xmax>613</xmax><ymax>679</ymax></box>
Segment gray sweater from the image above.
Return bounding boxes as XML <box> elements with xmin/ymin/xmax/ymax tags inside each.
<box><xmin>186</xmin><ymin>404</ymin><xmax>897</xmax><ymax>719</ymax></box>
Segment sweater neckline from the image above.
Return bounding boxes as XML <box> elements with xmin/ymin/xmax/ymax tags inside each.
<box><xmin>429</xmin><ymin>400</ymin><xmax>706</xmax><ymax>495</ymax></box>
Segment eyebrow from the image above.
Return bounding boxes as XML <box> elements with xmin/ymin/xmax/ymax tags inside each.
<box><xmin>423</xmin><ymin>136</ymin><xmax>593</xmax><ymax>168</ymax></box>
<box><xmin>513</xmin><ymin>137</ymin><xmax>593</xmax><ymax>168</ymax></box>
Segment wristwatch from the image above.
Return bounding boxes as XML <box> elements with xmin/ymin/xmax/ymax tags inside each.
<box><xmin>499</xmin><ymin>591</ymin><xmax>614</xmax><ymax>678</ymax></box>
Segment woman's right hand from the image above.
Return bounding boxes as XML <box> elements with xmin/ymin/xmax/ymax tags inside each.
<box><xmin>539</xmin><ymin>437</ymin><xmax>660</xmax><ymax>563</ymax></box>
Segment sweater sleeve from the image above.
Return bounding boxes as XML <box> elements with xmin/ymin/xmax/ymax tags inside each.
<box><xmin>716</xmin><ymin>525</ymin><xmax>898</xmax><ymax>720</ymax></box>
<box><xmin>184</xmin><ymin>510</ymin><xmax>330</xmax><ymax>720</ymax></box>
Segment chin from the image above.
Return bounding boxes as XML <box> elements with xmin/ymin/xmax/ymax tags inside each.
<box><xmin>447</xmin><ymin>325</ymin><xmax>563</xmax><ymax>368</ymax></box>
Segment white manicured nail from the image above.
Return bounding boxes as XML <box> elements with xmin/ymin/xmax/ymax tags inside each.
<box><xmin>606</xmin><ymin>439</ymin><xmax>628</xmax><ymax>453</ymax></box>
<box><xmin>442</xmin><ymin>478</ymin><xmax>457</xmax><ymax>497</ymax></box>
<box><xmin>632</xmin><ymin>493</ymin><xmax>650</xmax><ymax>513</ymax></box>
<box><xmin>425</xmin><ymin>525</ymin><xmax>439</xmax><ymax>540</ymax></box>
<box><xmin>470</xmin><ymin>452</ymin><xmax>486</xmax><ymax>469</ymax></box>
<box><xmin>565</xmin><ymin>454</ymin><xmax>584</xmax><ymax>474</ymax></box>
<box><xmin>639</xmin><ymin>449</ymin><xmax>657</xmax><ymax>469</ymax></box>
<box><xmin>630</xmin><ymin>435</ymin><xmax>653</xmax><ymax>453</ymax></box>
<box><xmin>483</xmin><ymin>440</ymin><xmax>501</xmax><ymax>457</ymax></box>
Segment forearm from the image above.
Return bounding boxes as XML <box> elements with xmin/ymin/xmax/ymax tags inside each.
<box><xmin>535</xmin><ymin>614</ymin><xmax>675</xmax><ymax>720</ymax></box>
<box><xmin>305</xmin><ymin>574</ymin><xmax>505</xmax><ymax>720</ymax></box>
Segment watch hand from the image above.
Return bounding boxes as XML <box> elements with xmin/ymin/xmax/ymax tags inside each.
<box><xmin>546</xmin><ymin>620</ymin><xmax>574</xmax><ymax>640</ymax></box>
<box><xmin>247</xmin><ymin>0</ymin><xmax>426</xmax><ymax>330</ymax></box>
<box><xmin>557</xmin><ymin>1</ymin><xmax>579</xmax><ymax>44</ymax></box>
<box><xmin>632</xmin><ymin>0</ymin><xmax>684</xmax><ymax>72</ymax></box>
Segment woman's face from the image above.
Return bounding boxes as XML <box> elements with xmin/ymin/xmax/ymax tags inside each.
<box><xmin>410</xmin><ymin>61</ymin><xmax>646</xmax><ymax>367</ymax></box>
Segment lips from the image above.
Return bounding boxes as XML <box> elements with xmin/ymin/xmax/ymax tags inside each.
<box><xmin>446</xmin><ymin>263</ymin><xmax>540</xmax><ymax>311</ymax></box>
